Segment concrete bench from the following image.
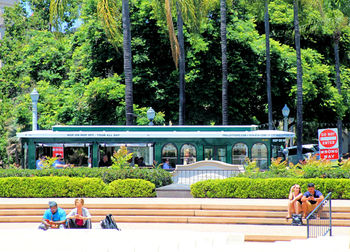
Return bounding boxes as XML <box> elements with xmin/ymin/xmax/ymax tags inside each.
<box><xmin>172</xmin><ymin>160</ymin><xmax>245</xmax><ymax>185</ymax></box>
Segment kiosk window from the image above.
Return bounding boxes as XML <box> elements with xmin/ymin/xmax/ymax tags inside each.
<box><xmin>162</xmin><ymin>143</ymin><xmax>177</xmax><ymax>168</ymax></box>
<box><xmin>251</xmin><ymin>143</ymin><xmax>268</xmax><ymax>169</ymax></box>
<box><xmin>232</xmin><ymin>143</ymin><xmax>248</xmax><ymax>165</ymax></box>
<box><xmin>180</xmin><ymin>144</ymin><xmax>197</xmax><ymax>165</ymax></box>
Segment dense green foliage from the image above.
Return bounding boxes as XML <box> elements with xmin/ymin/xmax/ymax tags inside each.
<box><xmin>0</xmin><ymin>177</ymin><xmax>108</xmax><ymax>197</ymax></box>
<box><xmin>108</xmin><ymin>179</ymin><xmax>156</xmax><ymax>197</ymax></box>
<box><xmin>0</xmin><ymin>167</ymin><xmax>172</xmax><ymax>188</ymax></box>
<box><xmin>241</xmin><ymin>157</ymin><xmax>350</xmax><ymax>179</ymax></box>
<box><xmin>0</xmin><ymin>0</ymin><xmax>349</xmax><ymax>166</ymax></box>
<box><xmin>0</xmin><ymin>177</ymin><xmax>156</xmax><ymax>197</ymax></box>
<box><xmin>191</xmin><ymin>177</ymin><xmax>348</xmax><ymax>199</ymax></box>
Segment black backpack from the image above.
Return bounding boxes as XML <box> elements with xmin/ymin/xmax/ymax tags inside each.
<box><xmin>291</xmin><ymin>214</ymin><xmax>302</xmax><ymax>226</ymax></box>
<box><xmin>100</xmin><ymin>214</ymin><xmax>120</xmax><ymax>230</ymax></box>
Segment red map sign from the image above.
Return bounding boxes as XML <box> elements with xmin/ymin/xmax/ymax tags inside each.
<box><xmin>318</xmin><ymin>128</ymin><xmax>338</xmax><ymax>160</ymax></box>
<box><xmin>53</xmin><ymin>145</ymin><xmax>64</xmax><ymax>158</ymax></box>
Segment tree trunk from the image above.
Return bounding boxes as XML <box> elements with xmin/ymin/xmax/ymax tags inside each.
<box><xmin>177</xmin><ymin>3</ymin><xmax>185</xmax><ymax>125</ymax></box>
<box><xmin>334</xmin><ymin>31</ymin><xmax>342</xmax><ymax>160</ymax></box>
<box><xmin>221</xmin><ymin>0</ymin><xmax>228</xmax><ymax>125</ymax></box>
<box><xmin>123</xmin><ymin>0</ymin><xmax>134</xmax><ymax>125</ymax></box>
<box><xmin>265</xmin><ymin>0</ymin><xmax>273</xmax><ymax>130</ymax></box>
<box><xmin>294</xmin><ymin>0</ymin><xmax>303</xmax><ymax>162</ymax></box>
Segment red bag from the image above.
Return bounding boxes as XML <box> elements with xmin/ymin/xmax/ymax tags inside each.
<box><xmin>75</xmin><ymin>218</ymin><xmax>84</xmax><ymax>226</ymax></box>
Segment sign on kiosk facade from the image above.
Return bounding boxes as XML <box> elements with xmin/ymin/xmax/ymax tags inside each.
<box><xmin>318</xmin><ymin>128</ymin><xmax>339</xmax><ymax>160</ymax></box>
<box><xmin>52</xmin><ymin>145</ymin><xmax>64</xmax><ymax>158</ymax></box>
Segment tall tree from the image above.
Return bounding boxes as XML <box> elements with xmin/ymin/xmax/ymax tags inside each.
<box><xmin>122</xmin><ymin>0</ymin><xmax>134</xmax><ymax>125</ymax></box>
<box><xmin>152</xmin><ymin>0</ymin><xmax>210</xmax><ymax>125</ymax></box>
<box><xmin>265</xmin><ymin>0</ymin><xmax>273</xmax><ymax>130</ymax></box>
<box><xmin>242</xmin><ymin>0</ymin><xmax>273</xmax><ymax>129</ymax></box>
<box><xmin>323</xmin><ymin>0</ymin><xmax>350</xmax><ymax>159</ymax></box>
<box><xmin>221</xmin><ymin>0</ymin><xmax>228</xmax><ymax>125</ymax></box>
<box><xmin>305</xmin><ymin>0</ymin><xmax>350</xmax><ymax>159</ymax></box>
<box><xmin>293</xmin><ymin>0</ymin><xmax>304</xmax><ymax>162</ymax></box>
<box><xmin>177</xmin><ymin>3</ymin><xmax>185</xmax><ymax>125</ymax></box>
<box><xmin>50</xmin><ymin>0</ymin><xmax>134</xmax><ymax>125</ymax></box>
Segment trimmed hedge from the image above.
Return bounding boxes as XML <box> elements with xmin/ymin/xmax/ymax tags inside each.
<box><xmin>0</xmin><ymin>167</ymin><xmax>172</xmax><ymax>188</ymax></box>
<box><xmin>0</xmin><ymin>177</ymin><xmax>156</xmax><ymax>198</ymax></box>
<box><xmin>109</xmin><ymin>179</ymin><xmax>156</xmax><ymax>197</ymax></box>
<box><xmin>191</xmin><ymin>177</ymin><xmax>350</xmax><ymax>199</ymax></box>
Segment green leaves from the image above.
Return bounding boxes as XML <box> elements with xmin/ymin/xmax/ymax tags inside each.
<box><xmin>109</xmin><ymin>179</ymin><xmax>156</xmax><ymax>197</ymax></box>
<box><xmin>0</xmin><ymin>0</ymin><xmax>350</xmax><ymax>168</ymax></box>
<box><xmin>0</xmin><ymin>167</ymin><xmax>172</xmax><ymax>188</ymax></box>
<box><xmin>191</xmin><ymin>177</ymin><xmax>350</xmax><ymax>199</ymax></box>
<box><xmin>0</xmin><ymin>177</ymin><xmax>156</xmax><ymax>197</ymax></box>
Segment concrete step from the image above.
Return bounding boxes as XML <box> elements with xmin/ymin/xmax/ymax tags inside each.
<box><xmin>156</xmin><ymin>184</ymin><xmax>192</xmax><ymax>198</ymax></box>
<box><xmin>0</xmin><ymin>209</ymin><xmax>197</xmax><ymax>217</ymax></box>
<box><xmin>0</xmin><ymin>199</ymin><xmax>347</xmax><ymax>228</ymax></box>
<box><xmin>0</xmin><ymin>214</ymin><xmax>348</xmax><ymax>226</ymax></box>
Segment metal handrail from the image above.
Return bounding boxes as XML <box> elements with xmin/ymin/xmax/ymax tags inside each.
<box><xmin>306</xmin><ymin>192</ymin><xmax>332</xmax><ymax>238</ymax></box>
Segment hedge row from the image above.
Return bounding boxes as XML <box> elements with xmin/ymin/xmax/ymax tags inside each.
<box><xmin>191</xmin><ymin>178</ymin><xmax>350</xmax><ymax>199</ymax></box>
<box><xmin>0</xmin><ymin>177</ymin><xmax>156</xmax><ymax>198</ymax></box>
<box><xmin>0</xmin><ymin>167</ymin><xmax>172</xmax><ymax>188</ymax></box>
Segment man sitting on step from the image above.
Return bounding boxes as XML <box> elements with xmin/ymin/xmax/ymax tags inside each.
<box><xmin>301</xmin><ymin>183</ymin><xmax>324</xmax><ymax>218</ymax></box>
<box><xmin>39</xmin><ymin>201</ymin><xmax>66</xmax><ymax>230</ymax></box>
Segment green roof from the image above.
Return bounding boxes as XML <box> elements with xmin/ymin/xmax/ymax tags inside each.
<box><xmin>52</xmin><ymin>125</ymin><xmax>258</xmax><ymax>132</ymax></box>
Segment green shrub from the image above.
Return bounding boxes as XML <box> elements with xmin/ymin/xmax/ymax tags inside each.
<box><xmin>110</xmin><ymin>146</ymin><xmax>134</xmax><ymax>169</ymax></box>
<box><xmin>238</xmin><ymin>157</ymin><xmax>350</xmax><ymax>179</ymax></box>
<box><xmin>0</xmin><ymin>167</ymin><xmax>172</xmax><ymax>188</ymax></box>
<box><xmin>191</xmin><ymin>177</ymin><xmax>349</xmax><ymax>199</ymax></box>
<box><xmin>108</xmin><ymin>179</ymin><xmax>156</xmax><ymax>197</ymax></box>
<box><xmin>0</xmin><ymin>177</ymin><xmax>108</xmax><ymax>197</ymax></box>
<box><xmin>0</xmin><ymin>177</ymin><xmax>157</xmax><ymax>198</ymax></box>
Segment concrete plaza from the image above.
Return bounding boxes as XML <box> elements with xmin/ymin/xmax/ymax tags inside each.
<box><xmin>0</xmin><ymin>198</ymin><xmax>349</xmax><ymax>251</ymax></box>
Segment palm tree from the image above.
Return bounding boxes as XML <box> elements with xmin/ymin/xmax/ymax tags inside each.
<box><xmin>325</xmin><ymin>0</ymin><xmax>350</xmax><ymax>159</ymax></box>
<box><xmin>50</xmin><ymin>0</ymin><xmax>134</xmax><ymax>125</ymax></box>
<box><xmin>177</xmin><ymin>3</ymin><xmax>185</xmax><ymax>125</ymax></box>
<box><xmin>244</xmin><ymin>0</ymin><xmax>273</xmax><ymax>129</ymax></box>
<box><xmin>264</xmin><ymin>0</ymin><xmax>273</xmax><ymax>130</ymax></box>
<box><xmin>334</xmin><ymin>28</ymin><xmax>343</xmax><ymax>159</ymax></box>
<box><xmin>152</xmin><ymin>0</ymin><xmax>209</xmax><ymax>125</ymax></box>
<box><xmin>308</xmin><ymin>0</ymin><xmax>350</xmax><ymax>160</ymax></box>
<box><xmin>221</xmin><ymin>0</ymin><xmax>228</xmax><ymax>125</ymax></box>
<box><xmin>122</xmin><ymin>0</ymin><xmax>134</xmax><ymax>125</ymax></box>
<box><xmin>293</xmin><ymin>0</ymin><xmax>304</xmax><ymax>162</ymax></box>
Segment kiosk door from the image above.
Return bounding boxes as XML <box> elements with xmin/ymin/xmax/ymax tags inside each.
<box><xmin>204</xmin><ymin>146</ymin><xmax>226</xmax><ymax>162</ymax></box>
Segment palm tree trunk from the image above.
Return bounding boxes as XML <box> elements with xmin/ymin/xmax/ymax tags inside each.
<box><xmin>177</xmin><ymin>3</ymin><xmax>185</xmax><ymax>125</ymax></box>
<box><xmin>221</xmin><ymin>0</ymin><xmax>228</xmax><ymax>125</ymax></box>
<box><xmin>123</xmin><ymin>0</ymin><xmax>134</xmax><ymax>125</ymax></box>
<box><xmin>294</xmin><ymin>0</ymin><xmax>303</xmax><ymax>162</ymax></box>
<box><xmin>334</xmin><ymin>31</ymin><xmax>342</xmax><ymax>160</ymax></box>
<box><xmin>265</xmin><ymin>0</ymin><xmax>273</xmax><ymax>130</ymax></box>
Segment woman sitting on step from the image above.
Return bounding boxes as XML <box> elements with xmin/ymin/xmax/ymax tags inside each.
<box><xmin>286</xmin><ymin>184</ymin><xmax>303</xmax><ymax>219</ymax></box>
<box><xmin>66</xmin><ymin>198</ymin><xmax>92</xmax><ymax>229</ymax></box>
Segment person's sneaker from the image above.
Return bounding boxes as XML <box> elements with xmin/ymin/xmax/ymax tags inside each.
<box><xmin>38</xmin><ymin>224</ymin><xmax>49</xmax><ymax>231</ymax></box>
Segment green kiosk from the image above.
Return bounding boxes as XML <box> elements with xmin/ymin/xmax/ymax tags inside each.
<box><xmin>17</xmin><ymin>125</ymin><xmax>295</xmax><ymax>169</ymax></box>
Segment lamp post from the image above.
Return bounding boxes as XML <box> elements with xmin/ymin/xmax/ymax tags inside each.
<box><xmin>282</xmin><ymin>104</ymin><xmax>290</xmax><ymax>132</ymax></box>
<box><xmin>30</xmin><ymin>88</ymin><xmax>39</xmax><ymax>131</ymax></box>
<box><xmin>147</xmin><ymin>107</ymin><xmax>155</xmax><ymax>126</ymax></box>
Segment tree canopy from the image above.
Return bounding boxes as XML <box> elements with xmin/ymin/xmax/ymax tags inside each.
<box><xmin>0</xmin><ymin>0</ymin><xmax>349</xmax><ymax>165</ymax></box>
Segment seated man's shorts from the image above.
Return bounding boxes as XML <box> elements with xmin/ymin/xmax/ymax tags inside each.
<box><xmin>304</xmin><ymin>201</ymin><xmax>317</xmax><ymax>213</ymax></box>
